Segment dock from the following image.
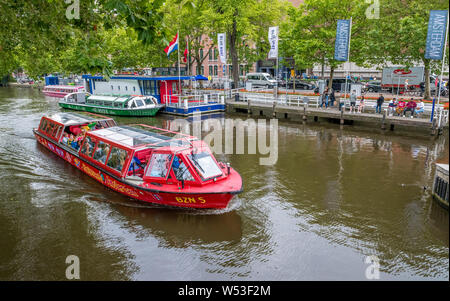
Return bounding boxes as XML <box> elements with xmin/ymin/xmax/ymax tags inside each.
<box><xmin>432</xmin><ymin>164</ymin><xmax>449</xmax><ymax>209</ymax></box>
<box><xmin>225</xmin><ymin>93</ymin><xmax>449</xmax><ymax>136</ymax></box>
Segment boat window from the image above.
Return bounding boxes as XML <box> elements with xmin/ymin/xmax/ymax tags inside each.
<box><xmin>188</xmin><ymin>151</ymin><xmax>222</xmax><ymax>180</ymax></box>
<box><xmin>172</xmin><ymin>156</ymin><xmax>194</xmax><ymax>181</ymax></box>
<box><xmin>46</xmin><ymin>122</ymin><xmax>55</xmax><ymax>135</ymax></box>
<box><xmin>80</xmin><ymin>136</ymin><xmax>96</xmax><ymax>157</ymax></box>
<box><xmin>106</xmin><ymin>147</ymin><xmax>128</xmax><ymax>172</ymax></box>
<box><xmin>52</xmin><ymin>125</ymin><xmax>61</xmax><ymax>138</ymax></box>
<box><xmin>135</xmin><ymin>99</ymin><xmax>144</xmax><ymax>107</ymax></box>
<box><xmin>145</xmin><ymin>153</ymin><xmax>173</xmax><ymax>178</ymax></box>
<box><xmin>104</xmin><ymin>101</ymin><xmax>113</xmax><ymax>107</ymax></box>
<box><xmin>93</xmin><ymin>141</ymin><xmax>111</xmax><ymax>164</ymax></box>
<box><xmin>95</xmin><ymin>100</ymin><xmax>103</xmax><ymax>106</ymax></box>
<box><xmin>39</xmin><ymin>119</ymin><xmax>48</xmax><ymax>131</ymax></box>
<box><xmin>130</xmin><ymin>100</ymin><xmax>136</xmax><ymax>108</ymax></box>
<box><xmin>144</xmin><ymin>98</ymin><xmax>156</xmax><ymax>106</ymax></box>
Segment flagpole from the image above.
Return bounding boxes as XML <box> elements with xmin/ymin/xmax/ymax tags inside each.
<box><xmin>343</xmin><ymin>17</ymin><xmax>352</xmax><ymax>108</ymax></box>
<box><xmin>437</xmin><ymin>11</ymin><xmax>449</xmax><ymax>108</ymax></box>
<box><xmin>177</xmin><ymin>31</ymin><xmax>181</xmax><ymax>95</ymax></box>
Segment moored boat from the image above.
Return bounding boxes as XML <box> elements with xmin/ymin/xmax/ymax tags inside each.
<box><xmin>42</xmin><ymin>85</ymin><xmax>85</xmax><ymax>98</ymax></box>
<box><xmin>59</xmin><ymin>92</ymin><xmax>164</xmax><ymax>117</ymax></box>
<box><xmin>33</xmin><ymin>112</ymin><xmax>243</xmax><ymax>209</ymax></box>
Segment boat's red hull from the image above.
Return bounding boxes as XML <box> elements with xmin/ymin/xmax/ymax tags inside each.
<box><xmin>34</xmin><ymin>131</ymin><xmax>240</xmax><ymax>209</ymax></box>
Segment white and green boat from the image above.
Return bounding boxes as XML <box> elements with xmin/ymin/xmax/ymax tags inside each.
<box><xmin>59</xmin><ymin>92</ymin><xmax>164</xmax><ymax>117</ymax></box>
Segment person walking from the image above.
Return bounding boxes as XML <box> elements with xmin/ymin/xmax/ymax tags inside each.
<box><xmin>329</xmin><ymin>88</ymin><xmax>336</xmax><ymax>108</ymax></box>
<box><xmin>376</xmin><ymin>93</ymin><xmax>384</xmax><ymax>114</ymax></box>
<box><xmin>349</xmin><ymin>90</ymin><xmax>357</xmax><ymax>113</ymax></box>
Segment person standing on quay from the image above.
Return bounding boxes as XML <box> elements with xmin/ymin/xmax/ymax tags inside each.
<box><xmin>376</xmin><ymin>93</ymin><xmax>384</xmax><ymax>114</ymax></box>
<box><xmin>329</xmin><ymin>88</ymin><xmax>336</xmax><ymax>107</ymax></box>
<box><xmin>349</xmin><ymin>90</ymin><xmax>357</xmax><ymax>113</ymax></box>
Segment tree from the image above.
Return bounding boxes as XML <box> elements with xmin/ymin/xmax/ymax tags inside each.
<box><xmin>281</xmin><ymin>0</ymin><xmax>368</xmax><ymax>90</ymax></box>
<box><xmin>355</xmin><ymin>0</ymin><xmax>449</xmax><ymax>99</ymax></box>
<box><xmin>209</xmin><ymin>0</ymin><xmax>289</xmax><ymax>88</ymax></box>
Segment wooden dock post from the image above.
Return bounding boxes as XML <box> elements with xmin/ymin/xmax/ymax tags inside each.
<box><xmin>431</xmin><ymin>117</ymin><xmax>437</xmax><ymax>136</ymax></box>
<box><xmin>340</xmin><ymin>109</ymin><xmax>344</xmax><ymax>125</ymax></box>
<box><xmin>303</xmin><ymin>106</ymin><xmax>307</xmax><ymax>121</ymax></box>
<box><xmin>247</xmin><ymin>98</ymin><xmax>252</xmax><ymax>115</ymax></box>
<box><xmin>272</xmin><ymin>100</ymin><xmax>276</xmax><ymax>118</ymax></box>
<box><xmin>381</xmin><ymin>110</ymin><xmax>387</xmax><ymax>130</ymax></box>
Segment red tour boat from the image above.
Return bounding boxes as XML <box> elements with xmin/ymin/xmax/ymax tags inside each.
<box><xmin>33</xmin><ymin>112</ymin><xmax>243</xmax><ymax>209</ymax></box>
<box><xmin>42</xmin><ymin>85</ymin><xmax>85</xmax><ymax>98</ymax></box>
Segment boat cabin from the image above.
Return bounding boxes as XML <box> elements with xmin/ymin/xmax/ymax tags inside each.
<box><xmin>82</xmin><ymin>74</ymin><xmax>207</xmax><ymax>105</ymax></box>
<box><xmin>63</xmin><ymin>93</ymin><xmax>159</xmax><ymax>109</ymax></box>
<box><xmin>81</xmin><ymin>124</ymin><xmax>229</xmax><ymax>186</ymax></box>
<box><xmin>37</xmin><ymin>112</ymin><xmax>116</xmax><ymax>146</ymax></box>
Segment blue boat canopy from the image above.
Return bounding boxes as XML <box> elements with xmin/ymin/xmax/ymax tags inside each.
<box><xmin>82</xmin><ymin>74</ymin><xmax>208</xmax><ymax>81</ymax></box>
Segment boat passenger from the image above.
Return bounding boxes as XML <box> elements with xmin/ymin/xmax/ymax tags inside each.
<box><xmin>62</xmin><ymin>133</ymin><xmax>69</xmax><ymax>144</ymax></box>
<box><xmin>68</xmin><ymin>134</ymin><xmax>75</xmax><ymax>146</ymax></box>
<box><xmin>129</xmin><ymin>156</ymin><xmax>142</xmax><ymax>174</ymax></box>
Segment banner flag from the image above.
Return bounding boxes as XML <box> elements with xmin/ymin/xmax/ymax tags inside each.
<box><xmin>268</xmin><ymin>26</ymin><xmax>279</xmax><ymax>59</ymax></box>
<box><xmin>218</xmin><ymin>33</ymin><xmax>227</xmax><ymax>64</ymax></box>
<box><xmin>425</xmin><ymin>10</ymin><xmax>448</xmax><ymax>60</ymax></box>
<box><xmin>334</xmin><ymin>19</ymin><xmax>351</xmax><ymax>61</ymax></box>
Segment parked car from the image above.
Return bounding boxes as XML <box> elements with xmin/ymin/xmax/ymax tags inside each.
<box><xmin>313</xmin><ymin>78</ymin><xmax>357</xmax><ymax>93</ymax></box>
<box><xmin>245</xmin><ymin>72</ymin><xmax>277</xmax><ymax>88</ymax></box>
<box><xmin>365</xmin><ymin>80</ymin><xmax>382</xmax><ymax>92</ymax></box>
<box><xmin>286</xmin><ymin>79</ymin><xmax>315</xmax><ymax>90</ymax></box>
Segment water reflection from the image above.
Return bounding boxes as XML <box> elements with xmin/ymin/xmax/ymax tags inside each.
<box><xmin>0</xmin><ymin>86</ymin><xmax>448</xmax><ymax>280</ymax></box>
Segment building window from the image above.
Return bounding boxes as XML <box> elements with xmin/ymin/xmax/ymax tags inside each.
<box><xmin>200</xmin><ymin>49</ymin><xmax>204</xmax><ymax>59</ymax></box>
<box><xmin>209</xmin><ymin>49</ymin><xmax>213</xmax><ymax>61</ymax></box>
<box><xmin>209</xmin><ymin>66</ymin><xmax>213</xmax><ymax>76</ymax></box>
<box><xmin>201</xmin><ymin>66</ymin><xmax>204</xmax><ymax>75</ymax></box>
<box><xmin>214</xmin><ymin>65</ymin><xmax>218</xmax><ymax>76</ymax></box>
<box><xmin>214</xmin><ymin>49</ymin><xmax>218</xmax><ymax>61</ymax></box>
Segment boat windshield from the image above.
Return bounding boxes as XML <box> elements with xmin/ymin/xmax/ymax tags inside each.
<box><xmin>145</xmin><ymin>153</ymin><xmax>173</xmax><ymax>178</ymax></box>
<box><xmin>187</xmin><ymin>151</ymin><xmax>222</xmax><ymax>180</ymax></box>
<box><xmin>144</xmin><ymin>98</ymin><xmax>156</xmax><ymax>106</ymax></box>
<box><xmin>135</xmin><ymin>99</ymin><xmax>145</xmax><ymax>107</ymax></box>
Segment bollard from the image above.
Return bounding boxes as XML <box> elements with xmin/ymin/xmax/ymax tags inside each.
<box><xmin>272</xmin><ymin>100</ymin><xmax>276</xmax><ymax>117</ymax></box>
<box><xmin>340</xmin><ymin>109</ymin><xmax>344</xmax><ymax>125</ymax></box>
<box><xmin>381</xmin><ymin>109</ymin><xmax>386</xmax><ymax>130</ymax></box>
<box><xmin>303</xmin><ymin>106</ymin><xmax>307</xmax><ymax>121</ymax></box>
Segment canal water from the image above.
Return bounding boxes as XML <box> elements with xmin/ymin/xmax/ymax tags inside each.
<box><xmin>0</xmin><ymin>87</ymin><xmax>448</xmax><ymax>280</ymax></box>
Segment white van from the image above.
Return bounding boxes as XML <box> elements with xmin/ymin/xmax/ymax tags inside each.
<box><xmin>245</xmin><ymin>72</ymin><xmax>277</xmax><ymax>88</ymax></box>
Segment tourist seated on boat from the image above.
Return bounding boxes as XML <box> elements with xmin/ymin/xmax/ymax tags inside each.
<box><xmin>128</xmin><ymin>156</ymin><xmax>142</xmax><ymax>175</ymax></box>
<box><xmin>68</xmin><ymin>134</ymin><xmax>75</xmax><ymax>146</ymax></box>
<box><xmin>62</xmin><ymin>132</ymin><xmax>69</xmax><ymax>145</ymax></box>
<box><xmin>172</xmin><ymin>156</ymin><xmax>194</xmax><ymax>181</ymax></box>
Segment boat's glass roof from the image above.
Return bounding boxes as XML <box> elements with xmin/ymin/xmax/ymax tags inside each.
<box><xmin>91</xmin><ymin>125</ymin><xmax>195</xmax><ymax>148</ymax></box>
<box><xmin>88</xmin><ymin>95</ymin><xmax>130</xmax><ymax>103</ymax></box>
<box><xmin>48</xmin><ymin>112</ymin><xmax>112</xmax><ymax>125</ymax></box>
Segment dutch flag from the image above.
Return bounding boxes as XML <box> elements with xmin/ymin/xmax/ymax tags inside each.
<box><xmin>164</xmin><ymin>33</ymin><xmax>179</xmax><ymax>57</ymax></box>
